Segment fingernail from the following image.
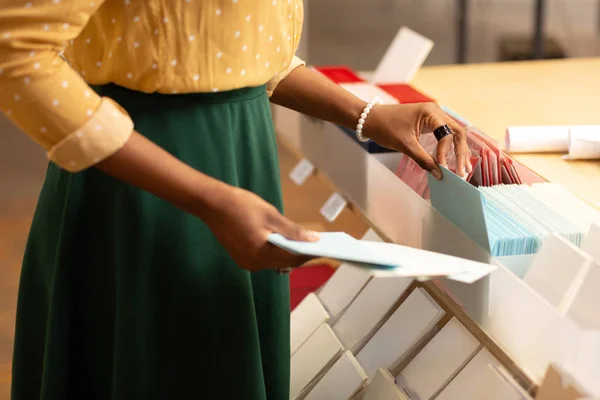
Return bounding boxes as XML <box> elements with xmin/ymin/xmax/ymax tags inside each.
<box><xmin>306</xmin><ymin>231</ymin><xmax>320</xmax><ymax>241</ymax></box>
<box><xmin>440</xmin><ymin>163</ymin><xmax>447</xmax><ymax>169</ymax></box>
<box><xmin>432</xmin><ymin>169</ymin><xmax>443</xmax><ymax>180</ymax></box>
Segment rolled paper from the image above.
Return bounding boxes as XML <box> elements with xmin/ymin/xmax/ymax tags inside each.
<box><xmin>504</xmin><ymin>126</ymin><xmax>570</xmax><ymax>153</ymax></box>
<box><xmin>566</xmin><ymin>126</ymin><xmax>600</xmax><ymax>160</ymax></box>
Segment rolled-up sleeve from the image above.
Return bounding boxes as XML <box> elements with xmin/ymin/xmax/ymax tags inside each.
<box><xmin>266</xmin><ymin>55</ymin><xmax>306</xmax><ymax>97</ymax></box>
<box><xmin>0</xmin><ymin>0</ymin><xmax>133</xmax><ymax>173</ymax></box>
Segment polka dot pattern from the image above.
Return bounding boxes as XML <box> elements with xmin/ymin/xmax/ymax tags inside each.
<box><xmin>0</xmin><ymin>0</ymin><xmax>305</xmax><ymax>172</ymax></box>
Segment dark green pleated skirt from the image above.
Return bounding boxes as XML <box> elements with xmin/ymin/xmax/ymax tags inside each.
<box><xmin>12</xmin><ymin>85</ymin><xmax>290</xmax><ymax>400</ymax></box>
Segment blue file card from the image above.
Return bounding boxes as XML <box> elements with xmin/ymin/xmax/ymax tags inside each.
<box><xmin>428</xmin><ymin>166</ymin><xmax>586</xmax><ymax>257</ymax></box>
<box><xmin>427</xmin><ymin>165</ymin><xmax>491</xmax><ymax>253</ymax></box>
<box><xmin>267</xmin><ymin>232</ymin><xmax>496</xmax><ymax>283</ymax></box>
<box><xmin>502</xmin><ymin>185</ymin><xmax>583</xmax><ymax>246</ymax></box>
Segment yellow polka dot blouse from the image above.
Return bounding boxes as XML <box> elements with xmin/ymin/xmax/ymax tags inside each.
<box><xmin>0</xmin><ymin>0</ymin><xmax>305</xmax><ymax>172</ymax></box>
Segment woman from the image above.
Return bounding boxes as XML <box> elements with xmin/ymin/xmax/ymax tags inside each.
<box><xmin>0</xmin><ymin>0</ymin><xmax>468</xmax><ymax>399</ymax></box>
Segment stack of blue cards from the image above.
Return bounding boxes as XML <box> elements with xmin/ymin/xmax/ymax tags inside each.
<box><xmin>479</xmin><ymin>185</ymin><xmax>582</xmax><ymax>256</ymax></box>
<box><xmin>428</xmin><ymin>166</ymin><xmax>600</xmax><ymax>257</ymax></box>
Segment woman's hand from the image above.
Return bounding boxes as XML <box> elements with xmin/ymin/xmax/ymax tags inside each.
<box><xmin>204</xmin><ymin>187</ymin><xmax>320</xmax><ymax>272</ymax></box>
<box><xmin>362</xmin><ymin>102</ymin><xmax>471</xmax><ymax>179</ymax></box>
<box><xmin>97</xmin><ymin>131</ymin><xmax>318</xmax><ymax>273</ymax></box>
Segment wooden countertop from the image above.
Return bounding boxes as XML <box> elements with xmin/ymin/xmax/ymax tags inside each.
<box><xmin>412</xmin><ymin>58</ymin><xmax>600</xmax><ymax>208</ymax></box>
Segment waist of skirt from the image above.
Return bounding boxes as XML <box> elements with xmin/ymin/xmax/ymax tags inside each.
<box><xmin>91</xmin><ymin>84</ymin><xmax>268</xmax><ymax>107</ymax></box>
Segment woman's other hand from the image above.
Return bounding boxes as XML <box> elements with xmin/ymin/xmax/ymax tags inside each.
<box><xmin>362</xmin><ymin>103</ymin><xmax>471</xmax><ymax>179</ymax></box>
<box><xmin>97</xmin><ymin>131</ymin><xmax>318</xmax><ymax>273</ymax></box>
<box><xmin>204</xmin><ymin>187</ymin><xmax>320</xmax><ymax>272</ymax></box>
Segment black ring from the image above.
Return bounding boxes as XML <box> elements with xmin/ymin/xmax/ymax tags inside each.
<box><xmin>434</xmin><ymin>125</ymin><xmax>453</xmax><ymax>142</ymax></box>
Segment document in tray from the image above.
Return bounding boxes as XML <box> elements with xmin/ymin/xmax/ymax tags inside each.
<box><xmin>290</xmin><ymin>323</ymin><xmax>344</xmax><ymax>399</ymax></box>
<box><xmin>363</xmin><ymin>369</ymin><xmax>410</xmax><ymax>400</ymax></box>
<box><xmin>427</xmin><ymin>166</ymin><xmax>591</xmax><ymax>257</ymax></box>
<box><xmin>397</xmin><ymin>318</ymin><xmax>480</xmax><ymax>400</ymax></box>
<box><xmin>331</xmin><ymin>274</ymin><xmax>413</xmax><ymax>351</ymax></box>
<box><xmin>290</xmin><ymin>293</ymin><xmax>330</xmax><ymax>355</ymax></box>
<box><xmin>356</xmin><ymin>288</ymin><xmax>445</xmax><ymax>379</ymax></box>
<box><xmin>436</xmin><ymin>348</ymin><xmax>532</xmax><ymax>400</ymax></box>
<box><xmin>303</xmin><ymin>350</ymin><xmax>367</xmax><ymax>400</ymax></box>
<box><xmin>268</xmin><ymin>232</ymin><xmax>497</xmax><ymax>283</ymax></box>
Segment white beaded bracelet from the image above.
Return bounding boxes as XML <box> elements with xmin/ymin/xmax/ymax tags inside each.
<box><xmin>356</xmin><ymin>96</ymin><xmax>383</xmax><ymax>142</ymax></box>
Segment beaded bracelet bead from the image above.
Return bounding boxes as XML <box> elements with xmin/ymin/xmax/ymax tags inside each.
<box><xmin>356</xmin><ymin>96</ymin><xmax>383</xmax><ymax>143</ymax></box>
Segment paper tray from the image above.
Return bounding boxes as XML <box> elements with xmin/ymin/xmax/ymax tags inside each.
<box><xmin>275</xmin><ymin>116</ymin><xmax>591</xmax><ymax>387</ymax></box>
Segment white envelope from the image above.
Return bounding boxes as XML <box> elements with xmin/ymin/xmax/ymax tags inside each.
<box><xmin>291</xmin><ymin>293</ymin><xmax>330</xmax><ymax>355</ymax></box>
<box><xmin>303</xmin><ymin>350</ymin><xmax>367</xmax><ymax>400</ymax></box>
<box><xmin>363</xmin><ymin>369</ymin><xmax>410</xmax><ymax>400</ymax></box>
<box><xmin>317</xmin><ymin>229</ymin><xmax>380</xmax><ymax>319</ymax></box>
<box><xmin>563</xmin><ymin>261</ymin><xmax>600</xmax><ymax>329</ymax></box>
<box><xmin>356</xmin><ymin>288</ymin><xmax>444</xmax><ymax>379</ymax></box>
<box><xmin>436</xmin><ymin>348</ymin><xmax>532</xmax><ymax>400</ymax></box>
<box><xmin>398</xmin><ymin>318</ymin><xmax>480</xmax><ymax>400</ymax></box>
<box><xmin>523</xmin><ymin>234</ymin><xmax>594</xmax><ymax>311</ymax></box>
<box><xmin>582</xmin><ymin>224</ymin><xmax>600</xmax><ymax>264</ymax></box>
<box><xmin>332</xmin><ymin>274</ymin><xmax>413</xmax><ymax>351</ymax></box>
<box><xmin>268</xmin><ymin>232</ymin><xmax>497</xmax><ymax>283</ymax></box>
<box><xmin>290</xmin><ymin>324</ymin><xmax>344</xmax><ymax>398</ymax></box>
<box><xmin>371</xmin><ymin>26</ymin><xmax>434</xmax><ymax>84</ymax></box>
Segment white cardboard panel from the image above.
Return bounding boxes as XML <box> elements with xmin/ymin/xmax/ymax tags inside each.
<box><xmin>581</xmin><ymin>224</ymin><xmax>600</xmax><ymax>264</ymax></box>
<box><xmin>363</xmin><ymin>369</ymin><xmax>410</xmax><ymax>400</ymax></box>
<box><xmin>563</xmin><ymin>261</ymin><xmax>600</xmax><ymax>329</ymax></box>
<box><xmin>304</xmin><ymin>350</ymin><xmax>367</xmax><ymax>400</ymax></box>
<box><xmin>332</xmin><ymin>275</ymin><xmax>413</xmax><ymax>351</ymax></box>
<box><xmin>569</xmin><ymin>331</ymin><xmax>600</xmax><ymax>396</ymax></box>
<box><xmin>291</xmin><ymin>293</ymin><xmax>330</xmax><ymax>355</ymax></box>
<box><xmin>317</xmin><ymin>264</ymin><xmax>372</xmax><ymax>319</ymax></box>
<box><xmin>291</xmin><ymin>323</ymin><xmax>344</xmax><ymax>398</ymax></box>
<box><xmin>522</xmin><ymin>235</ymin><xmax>592</xmax><ymax>310</ymax></box>
<box><xmin>356</xmin><ymin>288</ymin><xmax>444</xmax><ymax>379</ymax></box>
<box><xmin>317</xmin><ymin>230</ymin><xmax>383</xmax><ymax>319</ymax></box>
<box><xmin>302</xmin><ymin>121</ymin><xmax>425</xmax><ymax>248</ymax></box>
<box><xmin>399</xmin><ymin>318</ymin><xmax>480</xmax><ymax>400</ymax></box>
<box><xmin>371</xmin><ymin>26</ymin><xmax>434</xmax><ymax>84</ymax></box>
<box><xmin>495</xmin><ymin>254</ymin><xmax>535</xmax><ymax>279</ymax></box>
<box><xmin>436</xmin><ymin>348</ymin><xmax>530</xmax><ymax>400</ymax></box>
<box><xmin>487</xmin><ymin>265</ymin><xmax>581</xmax><ymax>381</ymax></box>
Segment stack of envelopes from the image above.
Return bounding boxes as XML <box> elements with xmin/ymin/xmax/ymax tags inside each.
<box><xmin>428</xmin><ymin>166</ymin><xmax>600</xmax><ymax>257</ymax></box>
<box><xmin>480</xmin><ymin>185</ymin><xmax>583</xmax><ymax>256</ymax></box>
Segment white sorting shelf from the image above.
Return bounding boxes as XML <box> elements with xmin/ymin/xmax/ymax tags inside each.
<box><xmin>274</xmin><ymin>112</ymin><xmax>593</xmax><ymax>387</ymax></box>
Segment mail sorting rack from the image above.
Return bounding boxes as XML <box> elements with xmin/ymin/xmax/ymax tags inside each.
<box><xmin>289</xmin><ymin>247</ymin><xmax>540</xmax><ymax>400</ymax></box>
<box><xmin>274</xmin><ymin>116</ymin><xmax>600</xmax><ymax>394</ymax></box>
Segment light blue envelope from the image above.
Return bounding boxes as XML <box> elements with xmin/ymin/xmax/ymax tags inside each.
<box><xmin>267</xmin><ymin>232</ymin><xmax>497</xmax><ymax>284</ymax></box>
<box><xmin>427</xmin><ymin>165</ymin><xmax>491</xmax><ymax>253</ymax></box>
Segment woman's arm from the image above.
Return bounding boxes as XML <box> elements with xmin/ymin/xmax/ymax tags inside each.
<box><xmin>270</xmin><ymin>65</ymin><xmax>365</xmax><ymax>130</ymax></box>
<box><xmin>0</xmin><ymin>0</ymin><xmax>316</xmax><ymax>271</ymax></box>
<box><xmin>270</xmin><ymin>65</ymin><xmax>470</xmax><ymax>178</ymax></box>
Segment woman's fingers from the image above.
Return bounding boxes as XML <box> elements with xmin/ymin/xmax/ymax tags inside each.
<box><xmin>405</xmin><ymin>138</ymin><xmax>443</xmax><ymax>180</ymax></box>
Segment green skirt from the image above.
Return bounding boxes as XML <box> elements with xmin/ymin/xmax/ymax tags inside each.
<box><xmin>12</xmin><ymin>85</ymin><xmax>290</xmax><ymax>400</ymax></box>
